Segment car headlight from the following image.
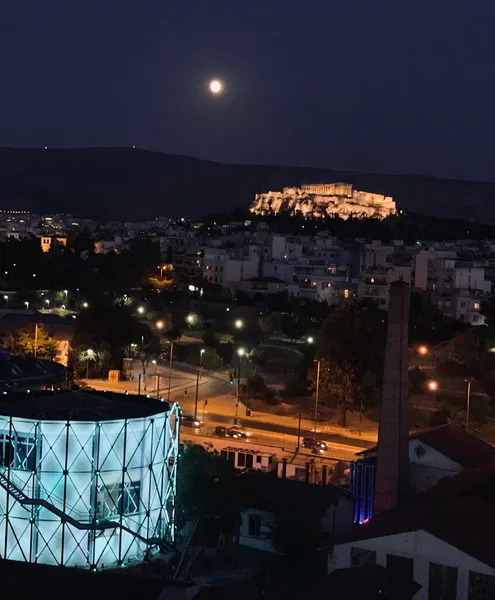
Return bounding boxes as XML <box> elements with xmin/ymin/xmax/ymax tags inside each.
<box><xmin>319</xmin><ymin>449</ymin><xmax>325</xmax><ymax>453</ymax></box>
<box><xmin>245</xmin><ymin>432</ymin><xmax>252</xmax><ymax>437</ymax></box>
<box><xmin>194</xmin><ymin>421</ymin><xmax>200</xmax><ymax>427</ymax></box>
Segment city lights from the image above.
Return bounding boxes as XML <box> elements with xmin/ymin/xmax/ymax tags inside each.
<box><xmin>418</xmin><ymin>345</ymin><xmax>429</xmax><ymax>356</ymax></box>
<box><xmin>237</xmin><ymin>347</ymin><xmax>246</xmax><ymax>357</ymax></box>
<box><xmin>234</xmin><ymin>319</ymin><xmax>244</xmax><ymax>329</ymax></box>
<box><xmin>156</xmin><ymin>320</ymin><xmax>165</xmax><ymax>330</ymax></box>
<box><xmin>427</xmin><ymin>380</ymin><xmax>438</xmax><ymax>392</ymax></box>
<box><xmin>137</xmin><ymin>306</ymin><xmax>145</xmax><ymax>315</ymax></box>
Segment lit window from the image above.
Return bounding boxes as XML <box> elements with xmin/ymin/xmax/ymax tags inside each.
<box><xmin>0</xmin><ymin>433</ymin><xmax>37</xmax><ymax>471</ymax></box>
<box><xmin>344</xmin><ymin>289</ymin><xmax>349</xmax><ymax>299</ymax></box>
<box><xmin>96</xmin><ymin>481</ymin><xmax>140</xmax><ymax>518</ymax></box>
<box><xmin>474</xmin><ymin>302</ymin><xmax>480</xmax><ymax>310</ymax></box>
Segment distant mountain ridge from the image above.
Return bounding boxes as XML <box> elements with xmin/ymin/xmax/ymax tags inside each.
<box><xmin>0</xmin><ymin>147</ymin><xmax>494</xmax><ymax>222</ymax></box>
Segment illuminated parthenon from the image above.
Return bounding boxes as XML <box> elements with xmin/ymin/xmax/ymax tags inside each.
<box><xmin>250</xmin><ymin>183</ymin><xmax>397</xmax><ymax>220</ymax></box>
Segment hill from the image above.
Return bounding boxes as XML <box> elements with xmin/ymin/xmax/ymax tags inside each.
<box><xmin>0</xmin><ymin>147</ymin><xmax>494</xmax><ymax>221</ymax></box>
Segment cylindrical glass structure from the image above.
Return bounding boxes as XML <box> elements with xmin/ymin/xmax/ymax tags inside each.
<box><xmin>0</xmin><ymin>395</ymin><xmax>179</xmax><ymax>570</ymax></box>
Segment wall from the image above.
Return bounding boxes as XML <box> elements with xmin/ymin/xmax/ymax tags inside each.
<box><xmin>239</xmin><ymin>508</ymin><xmax>274</xmax><ymax>552</ymax></box>
<box><xmin>408</xmin><ymin>440</ymin><xmax>462</xmax><ymax>494</ymax></box>
<box><xmin>331</xmin><ymin>530</ymin><xmax>495</xmax><ymax>600</ymax></box>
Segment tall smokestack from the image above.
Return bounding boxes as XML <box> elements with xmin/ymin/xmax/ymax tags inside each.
<box><xmin>374</xmin><ymin>280</ymin><xmax>410</xmax><ymax>514</ymax></box>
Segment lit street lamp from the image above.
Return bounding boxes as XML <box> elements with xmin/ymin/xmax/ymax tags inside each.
<box><xmin>307</xmin><ymin>336</ymin><xmax>314</xmax><ymax>344</ymax></box>
<box><xmin>234</xmin><ymin>319</ymin><xmax>244</xmax><ymax>330</ymax></box>
<box><xmin>3</xmin><ymin>295</ymin><xmax>8</xmax><ymax>307</ymax></box>
<box><xmin>427</xmin><ymin>380</ymin><xmax>438</xmax><ymax>392</ymax></box>
<box><xmin>465</xmin><ymin>377</ymin><xmax>473</xmax><ymax>432</ymax></box>
<box><xmin>45</xmin><ymin>299</ymin><xmax>50</xmax><ymax>307</ymax></box>
<box><xmin>24</xmin><ymin>301</ymin><xmax>29</xmax><ymax>310</ymax></box>
<box><xmin>86</xmin><ymin>349</ymin><xmax>95</xmax><ymax>379</ymax></box>
<box><xmin>418</xmin><ymin>345</ymin><xmax>429</xmax><ymax>356</ymax></box>
<box><xmin>156</xmin><ymin>320</ymin><xmax>165</xmax><ymax>330</ymax></box>
<box><xmin>137</xmin><ymin>306</ymin><xmax>145</xmax><ymax>315</ymax></box>
<box><xmin>194</xmin><ymin>349</ymin><xmax>206</xmax><ymax>420</ymax></box>
<box><xmin>82</xmin><ymin>301</ymin><xmax>88</xmax><ymax>309</ymax></box>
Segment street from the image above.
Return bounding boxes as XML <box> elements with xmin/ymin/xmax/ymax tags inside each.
<box><xmin>81</xmin><ymin>359</ymin><xmax>374</xmax><ymax>458</ymax></box>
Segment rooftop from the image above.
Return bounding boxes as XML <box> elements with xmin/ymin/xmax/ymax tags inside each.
<box><xmin>0</xmin><ymin>389</ymin><xmax>171</xmax><ymax>421</ymax></box>
<box><xmin>360</xmin><ymin>423</ymin><xmax>495</xmax><ymax>470</ymax></box>
<box><xmin>342</xmin><ymin>458</ymin><xmax>495</xmax><ymax>569</ymax></box>
<box><xmin>236</xmin><ymin>470</ymin><xmax>350</xmax><ymax>516</ymax></box>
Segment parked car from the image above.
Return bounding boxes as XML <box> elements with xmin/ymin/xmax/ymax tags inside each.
<box><xmin>302</xmin><ymin>438</ymin><xmax>328</xmax><ymax>453</ymax></box>
<box><xmin>180</xmin><ymin>414</ymin><xmax>201</xmax><ymax>428</ymax></box>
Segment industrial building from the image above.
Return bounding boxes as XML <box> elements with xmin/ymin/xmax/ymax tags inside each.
<box><xmin>0</xmin><ymin>390</ymin><xmax>180</xmax><ymax>570</ymax></box>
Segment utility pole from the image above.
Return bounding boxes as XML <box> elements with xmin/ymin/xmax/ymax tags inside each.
<box><xmin>466</xmin><ymin>378</ymin><xmax>472</xmax><ymax>432</ymax></box>
<box><xmin>314</xmin><ymin>359</ymin><xmax>321</xmax><ymax>436</ymax></box>
<box><xmin>167</xmin><ymin>341</ymin><xmax>174</xmax><ymax>399</ymax></box>
<box><xmin>297</xmin><ymin>412</ymin><xmax>302</xmax><ymax>451</ymax></box>
<box><xmin>194</xmin><ymin>369</ymin><xmax>200</xmax><ymax>419</ymax></box>
<box><xmin>34</xmin><ymin>323</ymin><xmax>39</xmax><ymax>358</ymax></box>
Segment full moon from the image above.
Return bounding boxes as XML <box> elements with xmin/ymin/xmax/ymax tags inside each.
<box><xmin>209</xmin><ymin>79</ymin><xmax>223</xmax><ymax>94</ymax></box>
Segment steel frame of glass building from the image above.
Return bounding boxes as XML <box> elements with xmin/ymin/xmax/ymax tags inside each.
<box><xmin>0</xmin><ymin>396</ymin><xmax>180</xmax><ymax>570</ymax></box>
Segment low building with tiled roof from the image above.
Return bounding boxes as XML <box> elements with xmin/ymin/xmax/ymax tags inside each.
<box><xmin>331</xmin><ymin>458</ymin><xmax>495</xmax><ymax>600</ymax></box>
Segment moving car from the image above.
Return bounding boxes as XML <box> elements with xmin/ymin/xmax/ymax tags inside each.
<box><xmin>214</xmin><ymin>426</ymin><xmax>252</xmax><ymax>439</ymax></box>
<box><xmin>302</xmin><ymin>438</ymin><xmax>328</xmax><ymax>453</ymax></box>
<box><xmin>180</xmin><ymin>414</ymin><xmax>202</xmax><ymax>428</ymax></box>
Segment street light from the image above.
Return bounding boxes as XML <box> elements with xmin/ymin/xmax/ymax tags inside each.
<box><xmin>3</xmin><ymin>295</ymin><xmax>8</xmax><ymax>306</ymax></box>
<box><xmin>234</xmin><ymin>319</ymin><xmax>244</xmax><ymax>330</ymax></box>
<box><xmin>45</xmin><ymin>299</ymin><xmax>50</xmax><ymax>306</ymax></box>
<box><xmin>465</xmin><ymin>377</ymin><xmax>473</xmax><ymax>432</ymax></box>
<box><xmin>418</xmin><ymin>345</ymin><xmax>429</xmax><ymax>356</ymax></box>
<box><xmin>427</xmin><ymin>380</ymin><xmax>438</xmax><ymax>392</ymax></box>
<box><xmin>137</xmin><ymin>306</ymin><xmax>145</xmax><ymax>315</ymax></box>
<box><xmin>86</xmin><ymin>349</ymin><xmax>95</xmax><ymax>379</ymax></box>
<box><xmin>314</xmin><ymin>359</ymin><xmax>321</xmax><ymax>435</ymax></box>
<box><xmin>307</xmin><ymin>336</ymin><xmax>314</xmax><ymax>344</ymax></box>
<box><xmin>186</xmin><ymin>313</ymin><xmax>198</xmax><ymax>326</ymax></box>
<box><xmin>156</xmin><ymin>320</ymin><xmax>165</xmax><ymax>330</ymax></box>
<box><xmin>82</xmin><ymin>301</ymin><xmax>88</xmax><ymax>308</ymax></box>
<box><xmin>194</xmin><ymin>349</ymin><xmax>207</xmax><ymax>420</ymax></box>
<box><xmin>24</xmin><ymin>301</ymin><xmax>29</xmax><ymax>310</ymax></box>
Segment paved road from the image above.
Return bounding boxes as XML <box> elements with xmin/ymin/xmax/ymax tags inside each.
<box><xmin>193</xmin><ymin>412</ymin><xmax>373</xmax><ymax>450</ymax></box>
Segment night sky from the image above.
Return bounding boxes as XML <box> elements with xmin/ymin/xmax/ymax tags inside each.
<box><xmin>2</xmin><ymin>1</ymin><xmax>495</xmax><ymax>180</ymax></box>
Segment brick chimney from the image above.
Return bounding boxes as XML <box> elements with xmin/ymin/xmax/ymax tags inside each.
<box><xmin>373</xmin><ymin>280</ymin><xmax>410</xmax><ymax>514</ymax></box>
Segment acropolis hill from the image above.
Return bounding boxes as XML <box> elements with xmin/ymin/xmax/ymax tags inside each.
<box><xmin>249</xmin><ymin>183</ymin><xmax>397</xmax><ymax>220</ymax></box>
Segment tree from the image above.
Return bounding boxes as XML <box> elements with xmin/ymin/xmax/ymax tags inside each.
<box><xmin>72</xmin><ymin>296</ymin><xmax>150</xmax><ymax>370</ymax></box>
<box><xmin>202</xmin><ymin>328</ymin><xmax>218</xmax><ymax>347</ymax></box>
<box><xmin>315</xmin><ymin>303</ymin><xmax>386</xmax><ymax>425</ymax></box>
<box><xmin>176</xmin><ymin>444</ymin><xmax>239</xmax><ymax>545</ymax></box>
<box><xmin>281</xmin><ymin>313</ymin><xmax>311</xmax><ymax>343</ymax></box>
<box><xmin>201</xmin><ymin>348</ymin><xmax>223</xmax><ymax>371</ymax></box>
<box><xmin>7</xmin><ymin>325</ymin><xmax>59</xmax><ymax>360</ymax></box>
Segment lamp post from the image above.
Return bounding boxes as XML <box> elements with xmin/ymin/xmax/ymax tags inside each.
<box><xmin>465</xmin><ymin>377</ymin><xmax>473</xmax><ymax>432</ymax></box>
<box><xmin>167</xmin><ymin>341</ymin><xmax>174</xmax><ymax>399</ymax></box>
<box><xmin>236</xmin><ymin>347</ymin><xmax>246</xmax><ymax>417</ymax></box>
<box><xmin>34</xmin><ymin>323</ymin><xmax>39</xmax><ymax>358</ymax></box>
<box><xmin>86</xmin><ymin>349</ymin><xmax>94</xmax><ymax>379</ymax></box>
<box><xmin>314</xmin><ymin>359</ymin><xmax>321</xmax><ymax>435</ymax></box>
<box><xmin>194</xmin><ymin>349</ymin><xmax>206</xmax><ymax>420</ymax></box>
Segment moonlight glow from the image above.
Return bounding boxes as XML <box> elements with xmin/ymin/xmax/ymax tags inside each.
<box><xmin>209</xmin><ymin>79</ymin><xmax>222</xmax><ymax>94</ymax></box>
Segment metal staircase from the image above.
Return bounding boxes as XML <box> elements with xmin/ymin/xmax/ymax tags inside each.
<box><xmin>0</xmin><ymin>469</ymin><xmax>176</xmax><ymax>554</ymax></box>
